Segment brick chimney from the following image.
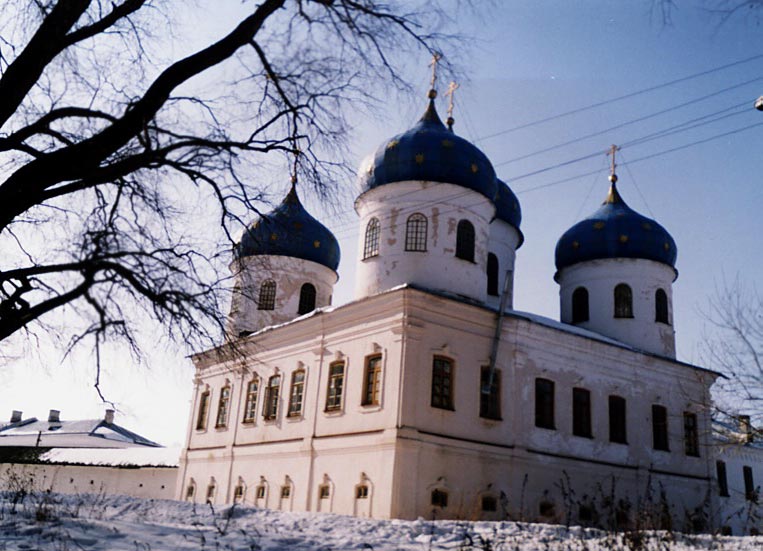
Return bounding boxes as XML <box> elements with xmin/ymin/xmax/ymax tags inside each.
<box><xmin>738</xmin><ymin>415</ymin><xmax>753</xmax><ymax>443</ymax></box>
<box><xmin>48</xmin><ymin>409</ymin><xmax>60</xmax><ymax>423</ymax></box>
<box><xmin>104</xmin><ymin>409</ymin><xmax>115</xmax><ymax>424</ymax></box>
<box><xmin>10</xmin><ymin>410</ymin><xmax>22</xmax><ymax>423</ymax></box>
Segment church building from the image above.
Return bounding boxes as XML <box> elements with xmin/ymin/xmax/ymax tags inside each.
<box><xmin>177</xmin><ymin>85</ymin><xmax>729</xmax><ymax>531</ymax></box>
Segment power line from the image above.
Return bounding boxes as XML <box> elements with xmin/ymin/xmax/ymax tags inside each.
<box><xmin>476</xmin><ymin>53</ymin><xmax>763</xmax><ymax>142</ymax></box>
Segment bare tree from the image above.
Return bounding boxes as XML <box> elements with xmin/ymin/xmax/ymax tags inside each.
<box><xmin>702</xmin><ymin>278</ymin><xmax>763</xmax><ymax>425</ymax></box>
<box><xmin>0</xmin><ymin>1</ymin><xmax>446</xmax><ymax>375</ymax></box>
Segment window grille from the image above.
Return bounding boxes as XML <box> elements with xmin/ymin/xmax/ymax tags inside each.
<box><xmin>405</xmin><ymin>213</ymin><xmax>428</xmax><ymax>251</ymax></box>
<box><xmin>258</xmin><ymin>279</ymin><xmax>277</xmax><ymax>310</ymax></box>
<box><xmin>363</xmin><ymin>218</ymin><xmax>380</xmax><ymax>259</ymax></box>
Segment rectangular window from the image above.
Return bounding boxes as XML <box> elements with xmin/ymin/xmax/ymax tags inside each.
<box><xmin>319</xmin><ymin>485</ymin><xmax>330</xmax><ymax>499</ymax></box>
<box><xmin>233</xmin><ymin>485</ymin><xmax>244</xmax><ymax>502</ymax></box>
<box><xmin>431</xmin><ymin>489</ymin><xmax>448</xmax><ymax>508</ymax></box>
<box><xmin>325</xmin><ymin>362</ymin><xmax>345</xmax><ymax>411</ymax></box>
<box><xmin>281</xmin><ymin>486</ymin><xmax>291</xmax><ymax>499</ymax></box>
<box><xmin>255</xmin><ymin>485</ymin><xmax>265</xmax><ymax>499</ymax></box>
<box><xmin>263</xmin><ymin>375</ymin><xmax>281</xmax><ymax>420</ymax></box>
<box><xmin>362</xmin><ymin>355</ymin><xmax>383</xmax><ymax>406</ymax></box>
<box><xmin>242</xmin><ymin>378</ymin><xmax>259</xmax><ymax>423</ymax></box>
<box><xmin>683</xmin><ymin>412</ymin><xmax>700</xmax><ymax>457</ymax></box>
<box><xmin>572</xmin><ymin>387</ymin><xmax>592</xmax><ymax>438</ymax></box>
<box><xmin>356</xmin><ymin>485</ymin><xmax>369</xmax><ymax>499</ymax></box>
<box><xmin>431</xmin><ymin>357</ymin><xmax>454</xmax><ymax>410</ymax></box>
<box><xmin>215</xmin><ymin>386</ymin><xmax>230</xmax><ymax>428</ymax></box>
<box><xmin>716</xmin><ymin>461</ymin><xmax>729</xmax><ymax>497</ymax></box>
<box><xmin>535</xmin><ymin>378</ymin><xmax>555</xmax><ymax>430</ymax></box>
<box><xmin>744</xmin><ymin>466</ymin><xmax>755</xmax><ymax>501</ymax></box>
<box><xmin>479</xmin><ymin>366</ymin><xmax>501</xmax><ymax>420</ymax></box>
<box><xmin>608</xmin><ymin>395</ymin><xmax>627</xmax><ymax>444</ymax></box>
<box><xmin>196</xmin><ymin>390</ymin><xmax>210</xmax><ymax>430</ymax></box>
<box><xmin>652</xmin><ymin>404</ymin><xmax>669</xmax><ymax>451</ymax></box>
<box><xmin>288</xmin><ymin>370</ymin><xmax>305</xmax><ymax>417</ymax></box>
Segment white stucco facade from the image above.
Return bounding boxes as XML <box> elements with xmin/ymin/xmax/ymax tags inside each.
<box><xmin>557</xmin><ymin>258</ymin><xmax>677</xmax><ymax>358</ymax></box>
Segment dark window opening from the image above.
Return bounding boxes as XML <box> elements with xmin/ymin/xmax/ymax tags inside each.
<box><xmin>455</xmin><ymin>219</ymin><xmax>475</xmax><ymax>262</ymax></box>
<box><xmin>362</xmin><ymin>355</ymin><xmax>383</xmax><ymax>406</ymax></box>
<box><xmin>614</xmin><ymin>283</ymin><xmax>633</xmax><ymax>318</ymax></box>
<box><xmin>684</xmin><ymin>412</ymin><xmax>700</xmax><ymax>457</ymax></box>
<box><xmin>263</xmin><ymin>375</ymin><xmax>280</xmax><ymax>420</ymax></box>
<box><xmin>479</xmin><ymin>366</ymin><xmax>501</xmax><ymax>420</ymax></box>
<box><xmin>363</xmin><ymin>218</ymin><xmax>380</xmax><ymax>259</ymax></box>
<box><xmin>608</xmin><ymin>395</ymin><xmax>627</xmax><ymax>444</ymax></box>
<box><xmin>539</xmin><ymin>501</ymin><xmax>555</xmax><ymax>518</ymax></box>
<box><xmin>405</xmin><ymin>213</ymin><xmax>428</xmax><ymax>251</ymax></box>
<box><xmin>535</xmin><ymin>378</ymin><xmax>555</xmax><ymax>430</ymax></box>
<box><xmin>487</xmin><ymin>253</ymin><xmax>499</xmax><ymax>296</ymax></box>
<box><xmin>655</xmin><ymin>288</ymin><xmax>669</xmax><ymax>324</ymax></box>
<box><xmin>579</xmin><ymin>505</ymin><xmax>594</xmax><ymax>523</ymax></box>
<box><xmin>717</xmin><ymin>461</ymin><xmax>729</xmax><ymax>497</ymax></box>
<box><xmin>255</xmin><ymin>486</ymin><xmax>265</xmax><ymax>499</ymax></box>
<box><xmin>744</xmin><ymin>466</ymin><xmax>756</xmax><ymax>501</ymax></box>
<box><xmin>572</xmin><ymin>387</ymin><xmax>592</xmax><ymax>438</ymax></box>
<box><xmin>280</xmin><ymin>486</ymin><xmax>291</xmax><ymax>499</ymax></box>
<box><xmin>572</xmin><ymin>287</ymin><xmax>590</xmax><ymax>323</ymax></box>
<box><xmin>481</xmin><ymin>495</ymin><xmax>497</xmax><ymax>512</ymax></box>
<box><xmin>196</xmin><ymin>391</ymin><xmax>210</xmax><ymax>430</ymax></box>
<box><xmin>431</xmin><ymin>357</ymin><xmax>454</xmax><ymax>410</ymax></box>
<box><xmin>431</xmin><ymin>489</ymin><xmax>448</xmax><ymax>508</ymax></box>
<box><xmin>297</xmin><ymin>283</ymin><xmax>317</xmax><ymax>315</ymax></box>
<box><xmin>652</xmin><ymin>404</ymin><xmax>669</xmax><ymax>451</ymax></box>
<box><xmin>325</xmin><ymin>362</ymin><xmax>345</xmax><ymax>411</ymax></box>
<box><xmin>258</xmin><ymin>280</ymin><xmax>276</xmax><ymax>310</ymax></box>
<box><xmin>319</xmin><ymin>485</ymin><xmax>330</xmax><ymax>499</ymax></box>
<box><xmin>356</xmin><ymin>485</ymin><xmax>369</xmax><ymax>499</ymax></box>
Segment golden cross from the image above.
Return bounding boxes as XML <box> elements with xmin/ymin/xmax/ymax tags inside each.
<box><xmin>429</xmin><ymin>52</ymin><xmax>442</xmax><ymax>92</ymax></box>
<box><xmin>607</xmin><ymin>144</ymin><xmax>619</xmax><ymax>177</ymax></box>
<box><xmin>445</xmin><ymin>81</ymin><xmax>459</xmax><ymax>119</ymax></box>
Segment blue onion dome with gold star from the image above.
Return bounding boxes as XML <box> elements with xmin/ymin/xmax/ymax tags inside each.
<box><xmin>494</xmin><ymin>178</ymin><xmax>524</xmax><ymax>245</ymax></box>
<box><xmin>359</xmin><ymin>95</ymin><xmax>498</xmax><ymax>201</ymax></box>
<box><xmin>236</xmin><ymin>184</ymin><xmax>340</xmax><ymax>271</ymax></box>
<box><xmin>555</xmin><ymin>180</ymin><xmax>677</xmax><ymax>274</ymax></box>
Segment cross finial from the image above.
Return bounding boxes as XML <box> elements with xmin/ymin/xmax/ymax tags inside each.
<box><xmin>607</xmin><ymin>144</ymin><xmax>619</xmax><ymax>183</ymax></box>
<box><xmin>444</xmin><ymin>81</ymin><xmax>459</xmax><ymax>131</ymax></box>
<box><xmin>428</xmin><ymin>52</ymin><xmax>442</xmax><ymax>99</ymax></box>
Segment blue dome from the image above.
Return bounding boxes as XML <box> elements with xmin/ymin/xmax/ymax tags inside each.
<box><xmin>494</xmin><ymin>178</ymin><xmax>523</xmax><ymax>243</ymax></box>
<box><xmin>555</xmin><ymin>182</ymin><xmax>677</xmax><ymax>273</ymax></box>
<box><xmin>236</xmin><ymin>186</ymin><xmax>340</xmax><ymax>271</ymax></box>
<box><xmin>360</xmin><ymin>99</ymin><xmax>498</xmax><ymax>201</ymax></box>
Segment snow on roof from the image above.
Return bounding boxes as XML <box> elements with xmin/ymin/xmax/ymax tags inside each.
<box><xmin>0</xmin><ymin>417</ymin><xmax>160</xmax><ymax>449</ymax></box>
<box><xmin>39</xmin><ymin>446</ymin><xmax>180</xmax><ymax>467</ymax></box>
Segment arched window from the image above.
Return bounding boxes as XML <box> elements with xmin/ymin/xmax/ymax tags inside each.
<box><xmin>455</xmin><ymin>219</ymin><xmax>475</xmax><ymax>262</ymax></box>
<box><xmin>486</xmin><ymin>253</ymin><xmax>499</xmax><ymax>296</ymax></box>
<box><xmin>655</xmin><ymin>288</ymin><xmax>669</xmax><ymax>324</ymax></box>
<box><xmin>258</xmin><ymin>279</ymin><xmax>276</xmax><ymax>310</ymax></box>
<box><xmin>405</xmin><ymin>213</ymin><xmax>428</xmax><ymax>252</ymax></box>
<box><xmin>614</xmin><ymin>283</ymin><xmax>633</xmax><ymax>318</ymax></box>
<box><xmin>298</xmin><ymin>283</ymin><xmax>317</xmax><ymax>315</ymax></box>
<box><xmin>363</xmin><ymin>217</ymin><xmax>380</xmax><ymax>259</ymax></box>
<box><xmin>572</xmin><ymin>287</ymin><xmax>589</xmax><ymax>323</ymax></box>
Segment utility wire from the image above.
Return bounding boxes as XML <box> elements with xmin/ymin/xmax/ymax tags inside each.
<box><xmin>476</xmin><ymin>53</ymin><xmax>763</xmax><ymax>142</ymax></box>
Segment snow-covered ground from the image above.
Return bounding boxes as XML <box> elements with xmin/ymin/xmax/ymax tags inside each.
<box><xmin>0</xmin><ymin>493</ymin><xmax>760</xmax><ymax>550</ymax></box>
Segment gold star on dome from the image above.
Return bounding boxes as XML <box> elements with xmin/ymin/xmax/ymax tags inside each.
<box><xmin>441</xmin><ymin>139</ymin><xmax>454</xmax><ymax>148</ymax></box>
<box><xmin>664</xmin><ymin>242</ymin><xmax>671</xmax><ymax>251</ymax></box>
<box><xmin>415</xmin><ymin>153</ymin><xmax>425</xmax><ymax>164</ymax></box>
<box><xmin>619</xmin><ymin>235</ymin><xmax>629</xmax><ymax>243</ymax></box>
<box><xmin>593</xmin><ymin>221</ymin><xmax>605</xmax><ymax>230</ymax></box>
<box><xmin>470</xmin><ymin>163</ymin><xmax>479</xmax><ymax>173</ymax></box>
<box><xmin>313</xmin><ymin>240</ymin><xmax>321</xmax><ymax>248</ymax></box>
<box><xmin>386</xmin><ymin>140</ymin><xmax>399</xmax><ymax>150</ymax></box>
<box><xmin>642</xmin><ymin>222</ymin><xmax>652</xmax><ymax>230</ymax></box>
<box><xmin>572</xmin><ymin>241</ymin><xmax>580</xmax><ymax>249</ymax></box>
<box><xmin>270</xmin><ymin>233</ymin><xmax>278</xmax><ymax>241</ymax></box>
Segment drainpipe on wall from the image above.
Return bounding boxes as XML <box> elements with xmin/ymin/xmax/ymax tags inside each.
<box><xmin>177</xmin><ymin>378</ymin><xmax>202</xmax><ymax>500</ymax></box>
<box><xmin>225</xmin><ymin>367</ymin><xmax>247</xmax><ymax>503</ymax></box>
<box><xmin>484</xmin><ymin>271</ymin><xmax>512</xmax><ymax>394</ymax></box>
<box><xmin>304</xmin><ymin>312</ymin><xmax>328</xmax><ymax>512</ymax></box>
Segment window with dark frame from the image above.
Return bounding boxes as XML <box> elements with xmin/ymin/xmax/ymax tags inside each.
<box><xmin>535</xmin><ymin>378</ymin><xmax>555</xmax><ymax>430</ymax></box>
<box><xmin>572</xmin><ymin>387</ymin><xmax>592</xmax><ymax>438</ymax></box>
<box><xmin>356</xmin><ymin>485</ymin><xmax>369</xmax><ymax>499</ymax></box>
<box><xmin>255</xmin><ymin>485</ymin><xmax>265</xmax><ymax>499</ymax></box>
<box><xmin>233</xmin><ymin>485</ymin><xmax>244</xmax><ymax>502</ymax></box>
<box><xmin>319</xmin><ymin>485</ymin><xmax>330</xmax><ymax>499</ymax></box>
<box><xmin>431</xmin><ymin>357</ymin><xmax>454</xmax><ymax>410</ymax></box>
<box><xmin>263</xmin><ymin>375</ymin><xmax>281</xmax><ymax>420</ymax></box>
<box><xmin>655</xmin><ymin>288</ymin><xmax>669</xmax><ymax>324</ymax></box>
<box><xmin>431</xmin><ymin>489</ymin><xmax>448</xmax><ymax>508</ymax></box>
<box><xmin>614</xmin><ymin>283</ymin><xmax>633</xmax><ymax>318</ymax></box>
<box><xmin>242</xmin><ymin>378</ymin><xmax>259</xmax><ymax>423</ymax></box>
<box><xmin>608</xmin><ymin>395</ymin><xmax>627</xmax><ymax>444</ymax></box>
<box><xmin>652</xmin><ymin>404</ymin><xmax>669</xmax><ymax>451</ymax></box>
<box><xmin>405</xmin><ymin>213</ymin><xmax>428</xmax><ymax>251</ymax></box>
<box><xmin>716</xmin><ymin>460</ymin><xmax>729</xmax><ymax>497</ymax></box>
<box><xmin>196</xmin><ymin>390</ymin><xmax>210</xmax><ymax>430</ymax></box>
<box><xmin>297</xmin><ymin>283</ymin><xmax>317</xmax><ymax>315</ymax></box>
<box><xmin>258</xmin><ymin>279</ymin><xmax>276</xmax><ymax>310</ymax></box>
<box><xmin>206</xmin><ymin>484</ymin><xmax>215</xmax><ymax>500</ymax></box>
<box><xmin>288</xmin><ymin>370</ymin><xmax>306</xmax><ymax>417</ymax></box>
<box><xmin>325</xmin><ymin>362</ymin><xmax>345</xmax><ymax>411</ymax></box>
<box><xmin>479</xmin><ymin>366</ymin><xmax>501</xmax><ymax>420</ymax></box>
<box><xmin>363</xmin><ymin>218</ymin><xmax>380</xmax><ymax>259</ymax></box>
<box><xmin>683</xmin><ymin>412</ymin><xmax>700</xmax><ymax>457</ymax></box>
<box><xmin>281</xmin><ymin>485</ymin><xmax>291</xmax><ymax>499</ymax></box>
<box><xmin>455</xmin><ymin>219</ymin><xmax>475</xmax><ymax>262</ymax></box>
<box><xmin>215</xmin><ymin>385</ymin><xmax>231</xmax><ymax>428</ymax></box>
<box><xmin>744</xmin><ymin>466</ymin><xmax>756</xmax><ymax>501</ymax></box>
<box><xmin>362</xmin><ymin>355</ymin><xmax>383</xmax><ymax>406</ymax></box>
<box><xmin>481</xmin><ymin>495</ymin><xmax>497</xmax><ymax>512</ymax></box>
<box><xmin>487</xmin><ymin>253</ymin><xmax>499</xmax><ymax>296</ymax></box>
<box><xmin>572</xmin><ymin>287</ymin><xmax>589</xmax><ymax>323</ymax></box>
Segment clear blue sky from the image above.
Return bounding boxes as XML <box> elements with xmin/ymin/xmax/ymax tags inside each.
<box><xmin>2</xmin><ymin>1</ymin><xmax>761</xmax><ymax>445</ymax></box>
